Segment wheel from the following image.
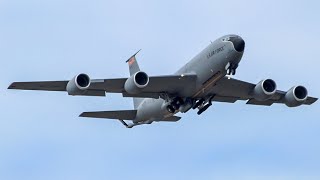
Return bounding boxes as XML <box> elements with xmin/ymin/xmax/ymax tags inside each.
<box><xmin>172</xmin><ymin>103</ymin><xmax>180</xmax><ymax>110</ymax></box>
<box><xmin>232</xmin><ymin>68</ymin><xmax>236</xmax><ymax>75</ymax></box>
<box><xmin>176</xmin><ymin>97</ymin><xmax>184</xmax><ymax>105</ymax></box>
<box><xmin>166</xmin><ymin>105</ymin><xmax>175</xmax><ymax>113</ymax></box>
<box><xmin>172</xmin><ymin>97</ymin><xmax>184</xmax><ymax>106</ymax></box>
<box><xmin>227</xmin><ymin>68</ymin><xmax>231</xmax><ymax>75</ymax></box>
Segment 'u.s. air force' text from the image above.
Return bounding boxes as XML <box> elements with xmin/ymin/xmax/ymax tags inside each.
<box><xmin>207</xmin><ymin>46</ymin><xmax>225</xmax><ymax>59</ymax></box>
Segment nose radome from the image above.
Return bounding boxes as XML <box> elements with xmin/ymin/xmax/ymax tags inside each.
<box><xmin>229</xmin><ymin>36</ymin><xmax>245</xmax><ymax>52</ymax></box>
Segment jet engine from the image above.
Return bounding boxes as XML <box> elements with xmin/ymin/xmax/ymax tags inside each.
<box><xmin>284</xmin><ymin>86</ymin><xmax>308</xmax><ymax>107</ymax></box>
<box><xmin>253</xmin><ymin>79</ymin><xmax>277</xmax><ymax>101</ymax></box>
<box><xmin>124</xmin><ymin>71</ymin><xmax>149</xmax><ymax>94</ymax></box>
<box><xmin>66</xmin><ymin>73</ymin><xmax>91</xmax><ymax>95</ymax></box>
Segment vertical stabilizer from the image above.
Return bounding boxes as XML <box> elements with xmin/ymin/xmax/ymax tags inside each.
<box><xmin>126</xmin><ymin>50</ymin><xmax>144</xmax><ymax>109</ymax></box>
<box><xmin>126</xmin><ymin>49</ymin><xmax>141</xmax><ymax>76</ymax></box>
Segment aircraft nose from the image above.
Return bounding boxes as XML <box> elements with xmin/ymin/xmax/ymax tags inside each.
<box><xmin>229</xmin><ymin>36</ymin><xmax>245</xmax><ymax>52</ymax></box>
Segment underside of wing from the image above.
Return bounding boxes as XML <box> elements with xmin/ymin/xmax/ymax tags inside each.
<box><xmin>246</xmin><ymin>92</ymin><xmax>318</xmax><ymax>106</ymax></box>
<box><xmin>8</xmin><ymin>81</ymin><xmax>106</xmax><ymax>96</ymax></box>
<box><xmin>89</xmin><ymin>73</ymin><xmax>198</xmax><ymax>98</ymax></box>
<box><xmin>8</xmin><ymin>81</ymin><xmax>68</xmax><ymax>91</ymax></box>
<box><xmin>143</xmin><ymin>74</ymin><xmax>197</xmax><ymax>94</ymax></box>
<box><xmin>207</xmin><ymin>77</ymin><xmax>317</xmax><ymax>107</ymax></box>
<box><xmin>8</xmin><ymin>73</ymin><xmax>197</xmax><ymax>98</ymax></box>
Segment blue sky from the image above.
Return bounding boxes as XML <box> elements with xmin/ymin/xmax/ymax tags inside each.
<box><xmin>0</xmin><ymin>0</ymin><xmax>319</xmax><ymax>179</ymax></box>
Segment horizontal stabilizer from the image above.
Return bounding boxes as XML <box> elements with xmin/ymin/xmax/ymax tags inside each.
<box><xmin>80</xmin><ymin>110</ymin><xmax>137</xmax><ymax>120</ymax></box>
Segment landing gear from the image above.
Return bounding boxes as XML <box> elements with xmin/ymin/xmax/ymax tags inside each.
<box><xmin>196</xmin><ymin>96</ymin><xmax>215</xmax><ymax>115</ymax></box>
<box><xmin>192</xmin><ymin>99</ymin><xmax>204</xmax><ymax>109</ymax></box>
<box><xmin>166</xmin><ymin>105</ymin><xmax>176</xmax><ymax>113</ymax></box>
<box><xmin>197</xmin><ymin>103</ymin><xmax>212</xmax><ymax>115</ymax></box>
<box><xmin>171</xmin><ymin>104</ymin><xmax>179</xmax><ymax>110</ymax></box>
<box><xmin>226</xmin><ymin>62</ymin><xmax>238</xmax><ymax>76</ymax></box>
<box><xmin>227</xmin><ymin>67</ymin><xmax>236</xmax><ymax>75</ymax></box>
<box><xmin>165</xmin><ymin>97</ymin><xmax>184</xmax><ymax>113</ymax></box>
<box><xmin>228</xmin><ymin>68</ymin><xmax>236</xmax><ymax>75</ymax></box>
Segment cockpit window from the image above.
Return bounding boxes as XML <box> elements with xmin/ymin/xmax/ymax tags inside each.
<box><xmin>222</xmin><ymin>37</ymin><xmax>230</xmax><ymax>42</ymax></box>
<box><xmin>227</xmin><ymin>36</ymin><xmax>237</xmax><ymax>42</ymax></box>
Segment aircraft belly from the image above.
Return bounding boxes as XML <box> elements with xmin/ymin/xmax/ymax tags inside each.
<box><xmin>187</xmin><ymin>43</ymin><xmax>243</xmax><ymax>98</ymax></box>
<box><xmin>134</xmin><ymin>99</ymin><xmax>166</xmax><ymax>123</ymax></box>
<box><xmin>192</xmin><ymin>70</ymin><xmax>226</xmax><ymax>98</ymax></box>
<box><xmin>190</xmin><ymin>61</ymin><xmax>228</xmax><ymax>98</ymax></box>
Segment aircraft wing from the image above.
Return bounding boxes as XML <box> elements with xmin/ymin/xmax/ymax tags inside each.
<box><xmin>8</xmin><ymin>73</ymin><xmax>197</xmax><ymax>98</ymax></box>
<box><xmin>8</xmin><ymin>81</ymin><xmax>106</xmax><ymax>96</ymax></box>
<box><xmin>8</xmin><ymin>81</ymin><xmax>68</xmax><ymax>91</ymax></box>
<box><xmin>208</xmin><ymin>77</ymin><xmax>318</xmax><ymax>106</ymax></box>
<box><xmin>90</xmin><ymin>74</ymin><xmax>197</xmax><ymax>97</ymax></box>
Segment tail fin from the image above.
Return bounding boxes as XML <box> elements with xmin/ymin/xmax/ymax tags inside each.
<box><xmin>126</xmin><ymin>50</ymin><xmax>144</xmax><ymax>109</ymax></box>
<box><xmin>126</xmin><ymin>49</ymin><xmax>141</xmax><ymax>76</ymax></box>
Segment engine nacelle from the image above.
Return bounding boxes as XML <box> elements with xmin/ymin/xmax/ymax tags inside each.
<box><xmin>66</xmin><ymin>73</ymin><xmax>91</xmax><ymax>95</ymax></box>
<box><xmin>253</xmin><ymin>79</ymin><xmax>277</xmax><ymax>101</ymax></box>
<box><xmin>124</xmin><ymin>71</ymin><xmax>149</xmax><ymax>94</ymax></box>
<box><xmin>284</xmin><ymin>86</ymin><xmax>308</xmax><ymax>107</ymax></box>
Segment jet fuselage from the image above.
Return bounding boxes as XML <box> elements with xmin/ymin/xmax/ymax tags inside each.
<box><xmin>134</xmin><ymin>35</ymin><xmax>245</xmax><ymax>123</ymax></box>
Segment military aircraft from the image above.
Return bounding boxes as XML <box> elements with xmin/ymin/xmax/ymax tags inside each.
<box><xmin>8</xmin><ymin>35</ymin><xmax>317</xmax><ymax>128</ymax></box>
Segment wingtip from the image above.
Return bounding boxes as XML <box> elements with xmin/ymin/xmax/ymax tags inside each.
<box><xmin>313</xmin><ymin>97</ymin><xmax>318</xmax><ymax>104</ymax></box>
<box><xmin>134</xmin><ymin>49</ymin><xmax>142</xmax><ymax>57</ymax></box>
<box><xmin>7</xmin><ymin>82</ymin><xmax>16</xmax><ymax>89</ymax></box>
<box><xmin>310</xmin><ymin>97</ymin><xmax>318</xmax><ymax>104</ymax></box>
<box><xmin>79</xmin><ymin>112</ymin><xmax>86</xmax><ymax>117</ymax></box>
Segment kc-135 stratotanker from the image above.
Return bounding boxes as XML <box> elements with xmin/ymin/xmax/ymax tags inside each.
<box><xmin>8</xmin><ymin>35</ymin><xmax>317</xmax><ymax>128</ymax></box>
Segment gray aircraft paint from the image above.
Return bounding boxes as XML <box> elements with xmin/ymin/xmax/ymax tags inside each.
<box><xmin>134</xmin><ymin>35</ymin><xmax>244</xmax><ymax>123</ymax></box>
<box><xmin>8</xmin><ymin>34</ymin><xmax>317</xmax><ymax>128</ymax></box>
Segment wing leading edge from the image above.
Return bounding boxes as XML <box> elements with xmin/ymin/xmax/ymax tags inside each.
<box><xmin>8</xmin><ymin>81</ymin><xmax>106</xmax><ymax>96</ymax></box>
<box><xmin>8</xmin><ymin>73</ymin><xmax>197</xmax><ymax>98</ymax></box>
